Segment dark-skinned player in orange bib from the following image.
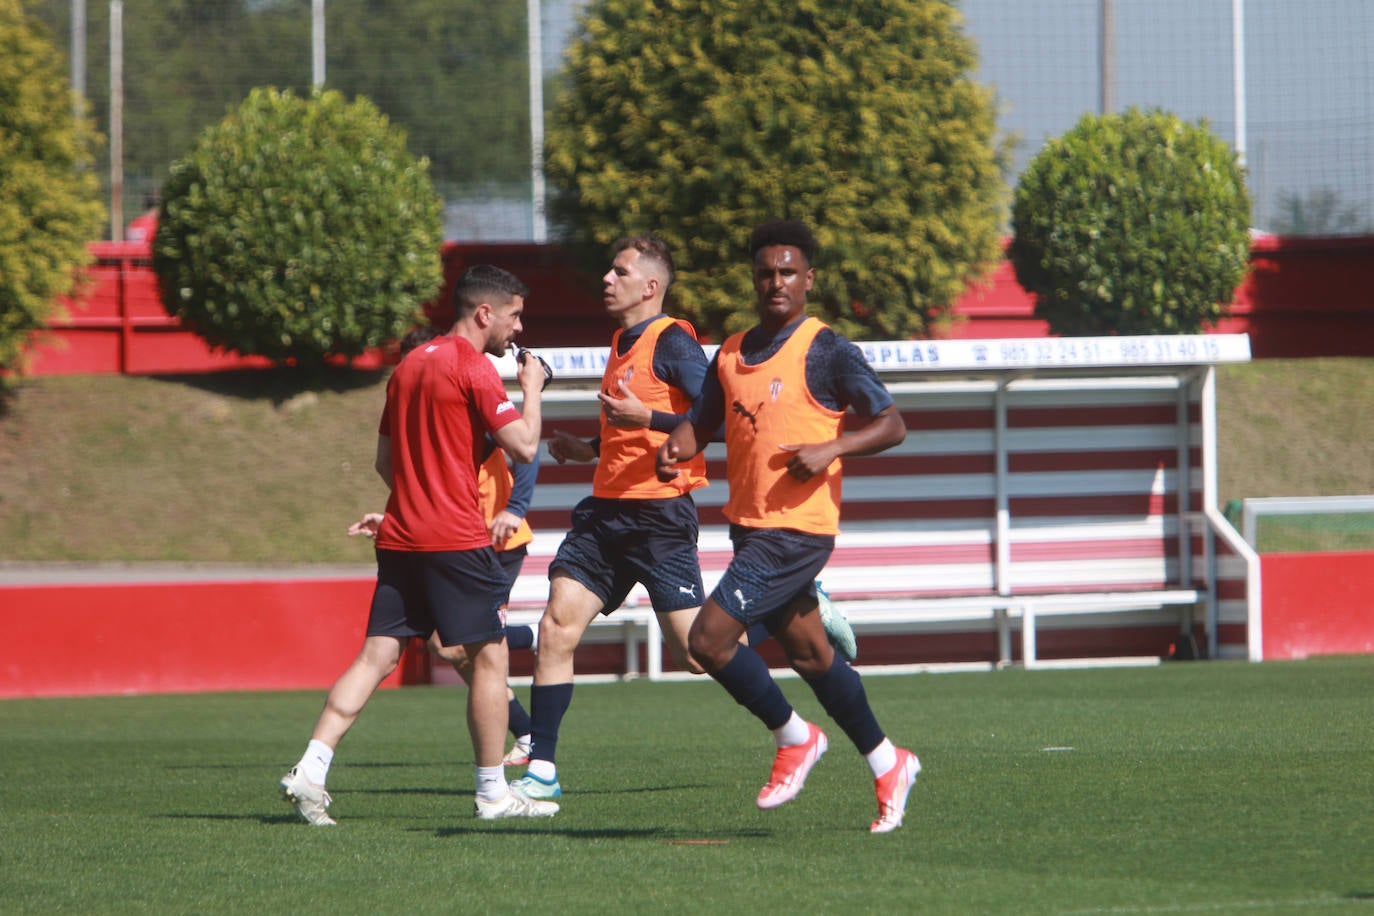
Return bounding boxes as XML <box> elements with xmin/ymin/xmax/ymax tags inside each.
<box><xmin>656</xmin><ymin>220</ymin><xmax>921</xmax><ymax>834</ymax></box>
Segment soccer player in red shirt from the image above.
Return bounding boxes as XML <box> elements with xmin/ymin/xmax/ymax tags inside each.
<box><xmin>279</xmin><ymin>265</ymin><xmax>555</xmax><ymax>824</ymax></box>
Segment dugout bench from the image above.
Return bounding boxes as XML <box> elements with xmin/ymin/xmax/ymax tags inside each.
<box><xmin>485</xmin><ymin>333</ymin><xmax>1258</xmax><ymax>679</ymax></box>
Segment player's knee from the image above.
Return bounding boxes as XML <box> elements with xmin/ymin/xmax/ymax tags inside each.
<box><xmin>687</xmin><ymin>632</ymin><xmax>732</xmax><ymax>673</ymax></box>
<box><xmin>431</xmin><ymin>642</ymin><xmax>470</xmax><ymax>666</ymax></box>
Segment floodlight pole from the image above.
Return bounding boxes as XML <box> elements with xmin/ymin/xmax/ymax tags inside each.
<box><xmin>312</xmin><ymin>0</ymin><xmax>325</xmax><ymax>88</ymax></box>
<box><xmin>71</xmin><ymin>0</ymin><xmax>86</xmax><ymax>120</ymax></box>
<box><xmin>109</xmin><ymin>0</ymin><xmax>123</xmax><ymax>240</ymax></box>
<box><xmin>1232</xmin><ymin>0</ymin><xmax>1247</xmax><ymax>168</ymax></box>
<box><xmin>528</xmin><ymin>0</ymin><xmax>547</xmax><ymax>243</ymax></box>
<box><xmin>1099</xmin><ymin>0</ymin><xmax>1115</xmax><ymax>114</ymax></box>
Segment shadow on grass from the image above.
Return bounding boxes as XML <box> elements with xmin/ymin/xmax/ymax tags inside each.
<box><xmin>353</xmin><ymin>780</ymin><xmax>715</xmax><ymax>799</ymax></box>
<box><xmin>148</xmin><ymin>365</ymin><xmax>389</xmax><ymax>405</ymax></box>
<box><xmin>158</xmin><ymin>812</ymin><xmax>305</xmax><ymax>826</ymax></box>
<box><xmin>165</xmin><ymin>760</ymin><xmax>449</xmax><ymax>771</ymax></box>
<box><xmin>427</xmin><ymin>824</ymin><xmax>772</xmax><ymax>841</ymax></box>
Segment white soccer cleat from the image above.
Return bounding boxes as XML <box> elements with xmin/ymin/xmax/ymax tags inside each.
<box><xmin>279</xmin><ymin>766</ymin><xmax>337</xmax><ymax>826</ymax></box>
<box><xmin>870</xmin><ymin>749</ymin><xmax>921</xmax><ymax>834</ymax></box>
<box><xmin>474</xmin><ymin>788</ymin><xmax>560</xmax><ymax>820</ymax></box>
<box><xmin>502</xmin><ymin>739</ymin><xmax>532</xmax><ymax>767</ymax></box>
<box><xmin>757</xmin><ymin>723</ymin><xmax>828</xmax><ymax>810</ymax></box>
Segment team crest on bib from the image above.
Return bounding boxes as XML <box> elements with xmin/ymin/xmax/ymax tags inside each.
<box><xmin>769</xmin><ymin>378</ymin><xmax>784</xmax><ymax>402</ymax></box>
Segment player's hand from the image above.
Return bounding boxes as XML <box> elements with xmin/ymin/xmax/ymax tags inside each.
<box><xmin>656</xmin><ymin>439</ymin><xmax>683</xmax><ymax>482</ymax></box>
<box><xmin>488</xmin><ymin>509</ymin><xmax>522</xmax><ymax>547</ymax></box>
<box><xmin>548</xmin><ymin>429</ymin><xmax>596</xmax><ymax>464</ymax></box>
<box><xmin>597</xmin><ymin>379</ymin><xmax>651</xmax><ymax>429</ymax></box>
<box><xmin>778</xmin><ymin>442</ymin><xmax>838</xmax><ymax>482</ymax></box>
<box><xmin>348</xmin><ymin>512</ymin><xmax>385</xmax><ymax>538</ymax></box>
<box><xmin>515</xmin><ymin>347</ymin><xmax>552</xmax><ymax>394</ymax></box>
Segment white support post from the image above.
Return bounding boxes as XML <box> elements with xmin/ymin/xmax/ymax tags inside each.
<box><xmin>1175</xmin><ymin>375</ymin><xmax>1193</xmax><ymax>588</ymax></box>
<box><xmin>645</xmin><ymin>613</ymin><xmax>663</xmax><ymax>681</ymax></box>
<box><xmin>994</xmin><ymin>379</ymin><xmax>1011</xmax><ymax>596</ymax></box>
<box><xmin>1018</xmin><ymin>602</ymin><xmax>1037</xmax><ymax>669</ymax></box>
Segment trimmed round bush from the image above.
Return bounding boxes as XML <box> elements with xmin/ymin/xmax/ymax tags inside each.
<box><xmin>1009</xmin><ymin>107</ymin><xmax>1251</xmax><ymax>336</ymax></box>
<box><xmin>0</xmin><ymin>1</ymin><xmax>106</xmax><ymax>376</ymax></box>
<box><xmin>153</xmin><ymin>88</ymin><xmax>443</xmax><ymax>366</ymax></box>
<box><xmin>546</xmin><ymin>0</ymin><xmax>1007</xmax><ymax>341</ymax></box>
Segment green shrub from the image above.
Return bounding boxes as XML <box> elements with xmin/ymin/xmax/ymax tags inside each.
<box><xmin>546</xmin><ymin>0</ymin><xmax>1008</xmax><ymax>341</ymax></box>
<box><xmin>153</xmin><ymin>88</ymin><xmax>442</xmax><ymax>366</ymax></box>
<box><xmin>1009</xmin><ymin>107</ymin><xmax>1252</xmax><ymax>336</ymax></box>
<box><xmin>0</xmin><ymin>0</ymin><xmax>106</xmax><ymax>377</ymax></box>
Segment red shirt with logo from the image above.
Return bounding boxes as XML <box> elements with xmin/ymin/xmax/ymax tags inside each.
<box><xmin>375</xmin><ymin>335</ymin><xmax>521</xmax><ymax>551</ymax></box>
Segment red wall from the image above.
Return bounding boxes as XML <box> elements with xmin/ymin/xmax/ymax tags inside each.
<box><xmin>5</xmin><ymin>548</ymin><xmax>1370</xmax><ymax>697</ymax></box>
<box><xmin>21</xmin><ymin>233</ymin><xmax>1374</xmax><ymax>376</ymax></box>
<box><xmin>0</xmin><ymin>576</ymin><xmax>410</xmax><ymax>698</ymax></box>
<box><xmin>1259</xmin><ymin>551</ymin><xmax>1374</xmax><ymax>660</ymax></box>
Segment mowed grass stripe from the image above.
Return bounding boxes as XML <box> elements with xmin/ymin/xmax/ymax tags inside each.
<box><xmin>1</xmin><ymin>658</ymin><xmax>1372</xmax><ymax>914</ymax></box>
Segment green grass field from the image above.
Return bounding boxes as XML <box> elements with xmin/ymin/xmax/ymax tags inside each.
<box><xmin>3</xmin><ymin>658</ymin><xmax>1372</xmax><ymax>914</ymax></box>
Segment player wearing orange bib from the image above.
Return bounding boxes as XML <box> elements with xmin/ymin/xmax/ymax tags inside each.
<box><xmin>657</xmin><ymin>220</ymin><xmax>921</xmax><ymax>834</ymax></box>
<box><xmin>510</xmin><ymin>235</ymin><xmax>710</xmax><ymax>802</ymax></box>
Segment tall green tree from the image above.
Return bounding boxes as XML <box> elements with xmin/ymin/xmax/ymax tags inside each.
<box><xmin>1009</xmin><ymin>108</ymin><xmax>1252</xmax><ymax>336</ymax></box>
<box><xmin>545</xmin><ymin>0</ymin><xmax>1008</xmax><ymax>340</ymax></box>
<box><xmin>27</xmin><ymin>0</ymin><xmax>530</xmax><ymax>227</ymax></box>
<box><xmin>0</xmin><ymin>0</ymin><xmax>106</xmax><ymax>376</ymax></box>
<box><xmin>152</xmin><ymin>87</ymin><xmax>442</xmax><ymax>366</ymax></box>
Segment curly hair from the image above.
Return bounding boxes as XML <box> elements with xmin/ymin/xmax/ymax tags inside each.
<box><xmin>748</xmin><ymin>219</ymin><xmax>818</xmax><ymax>265</ymax></box>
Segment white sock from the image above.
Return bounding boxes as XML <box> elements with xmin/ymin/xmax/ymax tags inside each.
<box><xmin>515</xmin><ymin>734</ymin><xmax>532</xmax><ymax>749</ymax></box>
<box><xmin>476</xmin><ymin>766</ymin><xmax>506</xmax><ymax>801</ymax></box>
<box><xmin>300</xmin><ymin>739</ymin><xmax>334</xmax><ymax>786</ymax></box>
<box><xmin>527</xmin><ymin>759</ymin><xmax>557</xmax><ymax>782</ymax></box>
<box><xmin>772</xmin><ymin>712</ymin><xmax>811</xmax><ymax>748</ymax></box>
<box><xmin>864</xmin><ymin>738</ymin><xmax>898</xmax><ymax>778</ymax></box>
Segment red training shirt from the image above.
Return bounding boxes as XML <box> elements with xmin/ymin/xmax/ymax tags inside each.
<box><xmin>374</xmin><ymin>335</ymin><xmax>521</xmax><ymax>551</ymax></box>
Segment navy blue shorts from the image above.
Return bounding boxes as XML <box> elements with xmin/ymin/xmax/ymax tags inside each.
<box><xmin>711</xmin><ymin>526</ymin><xmax>834</xmax><ymax>627</ymax></box>
<box><xmin>495</xmin><ymin>546</ymin><xmax>527</xmax><ymax>607</ymax></box>
<box><xmin>367</xmin><ymin>547</ymin><xmax>508</xmax><ymax>647</ymax></box>
<box><xmin>550</xmin><ymin>495</ymin><xmax>705</xmax><ymax>614</ymax></box>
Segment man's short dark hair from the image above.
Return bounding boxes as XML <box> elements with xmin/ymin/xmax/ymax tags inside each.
<box><xmin>612</xmin><ymin>234</ymin><xmax>675</xmax><ymax>289</ymax></box>
<box><xmin>452</xmin><ymin>264</ymin><xmax>529</xmax><ymax>319</ymax></box>
<box><xmin>748</xmin><ymin>219</ymin><xmax>819</xmax><ymax>266</ymax></box>
<box><xmin>399</xmin><ymin>325</ymin><xmax>441</xmax><ymax>357</ymax></box>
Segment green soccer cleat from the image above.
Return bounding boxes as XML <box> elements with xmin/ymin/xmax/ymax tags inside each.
<box><xmin>816</xmin><ymin>581</ymin><xmax>858</xmax><ymax>661</ymax></box>
<box><xmin>510</xmin><ymin>772</ymin><xmax>563</xmax><ymax>800</ymax></box>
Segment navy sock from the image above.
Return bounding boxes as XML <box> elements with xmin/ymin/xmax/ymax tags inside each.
<box><xmin>711</xmin><ymin>645</ymin><xmax>793</xmax><ymax>731</ymax></box>
<box><xmin>508</xmin><ymin>695</ymin><xmax>532</xmax><ymax>739</ymax></box>
<box><xmin>744</xmin><ymin>624</ymin><xmax>771</xmax><ymax>647</ymax></box>
<box><xmin>805</xmin><ymin>653</ymin><xmax>885</xmax><ymax>754</ymax></box>
<box><xmin>528</xmin><ymin>682</ymin><xmax>574</xmax><ymax>764</ymax></box>
<box><xmin>505</xmin><ymin>625</ymin><xmax>535</xmax><ymax>651</ymax></box>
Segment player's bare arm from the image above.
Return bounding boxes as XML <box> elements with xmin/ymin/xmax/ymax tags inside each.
<box><xmin>492</xmin><ymin>355</ymin><xmax>546</xmax><ymax>463</ymax></box>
